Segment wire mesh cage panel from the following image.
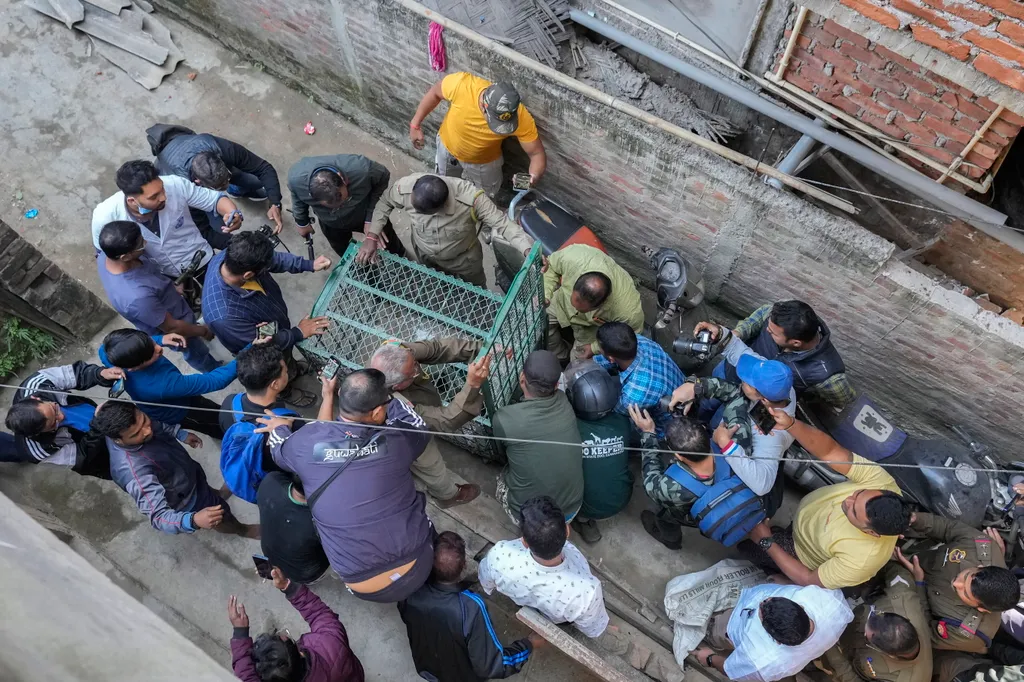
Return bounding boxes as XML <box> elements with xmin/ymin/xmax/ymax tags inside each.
<box><xmin>299</xmin><ymin>243</ymin><xmax>546</xmax><ymax>461</ymax></box>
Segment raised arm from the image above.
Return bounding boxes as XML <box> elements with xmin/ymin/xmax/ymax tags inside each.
<box><xmin>520</xmin><ymin>138</ymin><xmax>547</xmax><ymax>184</ymax></box>
<box><xmin>409</xmin><ymin>80</ymin><xmax>445</xmax><ymax>143</ymax></box>
<box><xmin>769</xmin><ymin>410</ymin><xmax>856</xmax><ymax>476</ymax></box>
<box><xmin>474</xmin><ymin>192</ymin><xmax>534</xmax><ymax>255</ymax></box>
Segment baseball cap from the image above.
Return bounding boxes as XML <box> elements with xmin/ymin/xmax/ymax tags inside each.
<box><xmin>735</xmin><ymin>354</ymin><xmax>793</xmax><ymax>402</ymax></box>
<box><xmin>481</xmin><ymin>82</ymin><xmax>521</xmax><ymax>135</ymax></box>
<box><xmin>523</xmin><ymin>350</ymin><xmax>562</xmax><ymax>392</ymax></box>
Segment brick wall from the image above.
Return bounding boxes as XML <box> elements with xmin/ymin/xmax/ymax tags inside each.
<box><xmin>152</xmin><ymin>0</ymin><xmax>1024</xmax><ymax>453</ymax></box>
<box><xmin>835</xmin><ymin>0</ymin><xmax>1024</xmax><ymax>92</ymax></box>
<box><xmin>777</xmin><ymin>11</ymin><xmax>1024</xmax><ymax>181</ymax></box>
<box><xmin>924</xmin><ymin>219</ymin><xmax>1024</xmax><ymax>310</ymax></box>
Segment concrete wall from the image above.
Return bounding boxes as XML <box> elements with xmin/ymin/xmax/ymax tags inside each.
<box><xmin>151</xmin><ymin>0</ymin><xmax>1024</xmax><ymax>452</ymax></box>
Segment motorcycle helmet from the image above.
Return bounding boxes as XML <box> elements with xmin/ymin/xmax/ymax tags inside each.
<box><xmin>564</xmin><ymin>359</ymin><xmax>621</xmax><ymax>421</ymax></box>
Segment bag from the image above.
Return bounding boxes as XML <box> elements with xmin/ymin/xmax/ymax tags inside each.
<box><xmin>220</xmin><ymin>395</ymin><xmax>298</xmax><ymax>504</ymax></box>
<box><xmin>665</xmin><ymin>456</ymin><xmax>765</xmax><ymax>547</ymax></box>
<box><xmin>145</xmin><ymin>122</ymin><xmax>196</xmax><ymax>156</ymax></box>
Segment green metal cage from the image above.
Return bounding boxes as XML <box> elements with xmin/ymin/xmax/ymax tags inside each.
<box><xmin>298</xmin><ymin>242</ymin><xmax>547</xmax><ymax>461</ymax></box>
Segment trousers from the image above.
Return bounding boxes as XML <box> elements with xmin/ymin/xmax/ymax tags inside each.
<box><xmin>434</xmin><ymin>133</ymin><xmax>503</xmax><ymax>198</ymax></box>
<box><xmin>410</xmin><ymin>438</ymin><xmax>459</xmax><ymax>501</ymax></box>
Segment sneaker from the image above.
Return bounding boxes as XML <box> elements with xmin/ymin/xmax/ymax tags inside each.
<box><xmin>571</xmin><ymin>517</ymin><xmax>602</xmax><ymax>544</ymax></box>
<box><xmin>227</xmin><ymin>185</ymin><xmax>269</xmax><ymax>202</ymax></box>
<box><xmin>436</xmin><ymin>483</ymin><xmax>481</xmax><ymax>509</ymax></box>
<box><xmin>641</xmin><ymin>510</ymin><xmax>682</xmax><ymax>550</ymax></box>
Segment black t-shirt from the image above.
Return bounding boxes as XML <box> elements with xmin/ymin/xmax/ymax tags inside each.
<box><xmin>256</xmin><ymin>472</ymin><xmax>330</xmax><ymax>584</ymax></box>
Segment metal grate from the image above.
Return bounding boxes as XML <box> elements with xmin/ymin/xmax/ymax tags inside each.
<box><xmin>299</xmin><ymin>243</ymin><xmax>546</xmax><ymax>461</ymax></box>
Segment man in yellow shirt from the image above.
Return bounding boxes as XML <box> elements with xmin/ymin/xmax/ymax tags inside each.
<box><xmin>747</xmin><ymin>409</ymin><xmax>912</xmax><ymax>590</ymax></box>
<box><xmin>409</xmin><ymin>72</ymin><xmax>547</xmax><ymax>197</ymax></box>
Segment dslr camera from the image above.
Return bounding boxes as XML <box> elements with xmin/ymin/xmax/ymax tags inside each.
<box><xmin>673</xmin><ymin>329</ymin><xmax>715</xmax><ymax>362</ymax></box>
<box><xmin>257</xmin><ymin>224</ymin><xmax>282</xmax><ymax>248</ymax></box>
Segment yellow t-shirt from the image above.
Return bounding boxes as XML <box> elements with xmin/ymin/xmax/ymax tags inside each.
<box><xmin>437</xmin><ymin>72</ymin><xmax>539</xmax><ymax>164</ymax></box>
<box><xmin>793</xmin><ymin>454</ymin><xmax>901</xmax><ymax>590</ymax></box>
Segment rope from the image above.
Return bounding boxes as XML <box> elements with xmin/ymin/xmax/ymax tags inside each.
<box><xmin>7</xmin><ymin>381</ymin><xmax>1018</xmax><ymax>477</ymax></box>
<box><xmin>429</xmin><ymin>21</ymin><xmax>446</xmax><ymax>72</ymax></box>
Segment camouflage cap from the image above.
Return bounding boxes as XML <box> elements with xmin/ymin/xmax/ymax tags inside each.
<box><xmin>481</xmin><ymin>81</ymin><xmax>521</xmax><ymax>135</ymax></box>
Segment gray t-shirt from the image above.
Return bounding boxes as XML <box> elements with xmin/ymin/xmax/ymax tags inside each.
<box><xmin>96</xmin><ymin>254</ymin><xmax>194</xmax><ymax>335</ymax></box>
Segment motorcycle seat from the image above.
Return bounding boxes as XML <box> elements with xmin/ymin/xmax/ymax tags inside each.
<box><xmin>519</xmin><ymin>199</ymin><xmax>606</xmax><ymax>255</ymax></box>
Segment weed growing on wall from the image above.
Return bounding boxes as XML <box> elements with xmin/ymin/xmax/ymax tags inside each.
<box><xmin>0</xmin><ymin>316</ymin><xmax>58</xmax><ymax>379</ymax></box>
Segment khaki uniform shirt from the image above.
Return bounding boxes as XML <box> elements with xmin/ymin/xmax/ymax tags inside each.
<box><xmin>391</xmin><ymin>337</ymin><xmax>483</xmax><ymax>432</ymax></box>
<box><xmin>907</xmin><ymin>513</ymin><xmax>1004</xmax><ymax>654</ymax></box>
<box><xmin>368</xmin><ymin>173</ymin><xmax>533</xmax><ymax>286</ymax></box>
<box><xmin>823</xmin><ymin>564</ymin><xmax>933</xmax><ymax>682</ymax></box>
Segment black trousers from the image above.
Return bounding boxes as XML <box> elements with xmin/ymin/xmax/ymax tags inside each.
<box><xmin>180</xmin><ymin>396</ymin><xmax>226</xmax><ymax>440</ymax></box>
<box><xmin>321</xmin><ymin>218</ymin><xmax>406</xmax><ymax>259</ymax></box>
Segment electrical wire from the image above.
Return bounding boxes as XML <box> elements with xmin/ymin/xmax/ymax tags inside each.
<box><xmin>8</xmin><ymin>381</ymin><xmax>1021</xmax><ymax>477</ymax></box>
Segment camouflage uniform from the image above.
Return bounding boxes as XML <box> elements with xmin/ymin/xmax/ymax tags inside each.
<box><xmin>686</xmin><ymin>376</ymin><xmax>754</xmax><ymax>451</ymax></box>
<box><xmin>639</xmin><ymin>431</ymin><xmax>708</xmax><ymax>527</ymax></box>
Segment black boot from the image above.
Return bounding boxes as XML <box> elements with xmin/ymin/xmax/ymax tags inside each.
<box><xmin>642</xmin><ymin>510</ymin><xmax>682</xmax><ymax>550</ymax></box>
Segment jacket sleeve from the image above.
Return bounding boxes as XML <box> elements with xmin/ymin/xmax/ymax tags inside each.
<box><xmin>411</xmin><ymin>381</ymin><xmax>483</xmax><ymax>432</ymax></box>
<box><xmin>269</xmin><ymin>250</ymin><xmax>314</xmax><ymax>275</ymax></box>
<box><xmin>208</xmin><ymin>316</ymin><xmax>256</xmax><ymax>355</ymax></box>
<box><xmin>25</xmin><ymin>362</ymin><xmax>115</xmax><ymax>393</ymax></box>
<box><xmin>153</xmin><ymin>356</ymin><xmax>238</xmax><ymax>398</ymax></box>
<box><xmin>720</xmin><ymin>440</ymin><xmax>777</xmax><ymax>496</ymax></box>
<box><xmin>474</xmin><ymin>193</ymin><xmax>533</xmax><ymax>255</ymax></box>
<box><xmin>640</xmin><ymin>433</ymin><xmax>694</xmax><ymax>509</ymax></box>
<box><xmin>367</xmin><ymin>182</ymin><xmax>401</xmax><ymax>237</ymax></box>
<box><xmin>543</xmin><ymin>249</ymin><xmax>564</xmax><ymax>304</ymax></box>
<box><xmin>805</xmin><ymin>373</ymin><xmax>857</xmax><ymax>412</ymax></box>
<box><xmin>269</xmin><ymin>425</ymin><xmax>295</xmax><ymax>471</ymax></box>
<box><xmin>288</xmin><ymin>167</ymin><xmax>312</xmax><ymax>227</ymax></box>
<box><xmin>230</xmin><ymin>633</ymin><xmax>261</xmax><ymax>682</ymax></box>
<box><xmin>463</xmin><ymin>591</ymin><xmax>532</xmax><ymax>678</ymax></box>
<box><xmin>733</xmin><ymin>305</ymin><xmax>772</xmax><ymax>344</ymax></box>
<box><xmin>189</xmin><ymin>206</ymin><xmax>231</xmax><ymax>250</ymax></box>
<box><xmin>821</xmin><ymin>644</ymin><xmax>861</xmax><ymax>682</ymax></box>
<box><xmin>213</xmin><ymin>136</ymin><xmax>283</xmax><ymax>206</ymax></box>
<box><xmin>364</xmin><ymin>159</ymin><xmax>391</xmax><ymax>223</ymax></box>
<box><xmin>409</xmin><ymin>337</ymin><xmax>481</xmax><ymax>365</ymax></box>
<box><xmin>120</xmin><ymin>454</ymin><xmax>197</xmax><ymax>534</ymax></box>
<box><xmin>909</xmin><ymin>512</ymin><xmax>980</xmax><ymax>544</ymax></box>
<box><xmin>173</xmin><ymin>175</ymin><xmax>221</xmax><ymax>213</ymax></box>
<box><xmin>285</xmin><ymin>583</ymin><xmax>349</xmax><ymax>666</ymax></box>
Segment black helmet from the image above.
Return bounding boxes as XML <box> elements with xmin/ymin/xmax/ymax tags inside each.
<box><xmin>564</xmin><ymin>360</ymin><xmax>620</xmax><ymax>421</ymax></box>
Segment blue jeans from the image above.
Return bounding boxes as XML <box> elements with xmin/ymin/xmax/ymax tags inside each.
<box><xmin>0</xmin><ymin>431</ymin><xmax>17</xmax><ymax>463</ymax></box>
<box><xmin>207</xmin><ymin>170</ymin><xmax>266</xmax><ymax>231</ymax></box>
<box><xmin>178</xmin><ymin>337</ymin><xmax>221</xmax><ymax>373</ymax></box>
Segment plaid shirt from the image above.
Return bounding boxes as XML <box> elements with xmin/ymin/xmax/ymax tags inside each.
<box><xmin>596</xmin><ymin>335</ymin><xmax>685</xmax><ymax>433</ymax></box>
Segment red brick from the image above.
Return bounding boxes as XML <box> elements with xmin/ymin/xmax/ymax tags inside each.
<box><xmin>836</xmin><ymin>37</ymin><xmax>890</xmax><ymax>68</ymax></box>
<box><xmin>860</xmin><ymin>112</ymin><xmax>911</xmax><ymax>139</ymax></box>
<box><xmin>953</xmin><ymin>112</ymin><xmax>984</xmax><ymax>133</ymax></box>
<box><xmin>997</xmin><ymin>19</ymin><xmax>1024</xmax><ymax>46</ymax></box>
<box><xmin>911</xmin><ymin>25</ymin><xmax>972</xmax><ymax>60</ymax></box>
<box><xmin>924</xmin><ymin>114</ymin><xmax>975</xmax><ymax>143</ymax></box>
<box><xmin>944</xmin><ymin>139</ymin><xmax>967</xmax><ymax>155</ymax></box>
<box><xmin>836</xmin><ymin>69</ymin><xmax>876</xmax><ymax>95</ymax></box>
<box><xmin>924</xmin><ymin>71</ymin><xmax>960</xmax><ymax>89</ymax></box>
<box><xmin>971</xmin><ymin>140</ymin><xmax>1003</xmax><ymax>159</ymax></box>
<box><xmin>857</xmin><ymin>66</ymin><xmax>909</xmax><ymax>95</ymax></box>
<box><xmin>783</xmin><ymin>69</ymin><xmax>818</xmax><ymax>94</ymax></box>
<box><xmin>976</xmin><ymin>96</ymin><xmax>1000</xmax><ymax>110</ymax></box>
<box><xmin>890</xmin><ymin>65</ymin><xmax>940</xmax><ymax>95</ymax></box>
<box><xmin>940</xmin><ymin>90</ymin><xmax>959</xmax><ymax>107</ymax></box>
<box><xmin>877</xmin><ymin>90</ymin><xmax>924</xmax><ymax>118</ymax></box>
<box><xmin>892</xmin><ymin>0</ymin><xmax>953</xmax><ymax>29</ymax></box>
<box><xmin>819</xmin><ymin>89</ymin><xmax>865</xmax><ymax>116</ymax></box>
<box><xmin>801</xmin><ymin>22</ymin><xmax>840</xmax><ymax>48</ymax></box>
<box><xmin>914</xmin><ymin>137</ymin><xmax>958</xmax><ymax>163</ymax></box>
<box><xmin>990</xmin><ymin>117</ymin><xmax>1023</xmax><ymax>138</ymax></box>
<box><xmin>908</xmin><ymin>89</ymin><xmax>956</xmax><ymax>119</ymax></box>
<box><xmin>873</xmin><ymin>43</ymin><xmax>923</xmax><ymax>72</ymax></box>
<box><xmin>954</xmin><ymin>94</ymin><xmax>997</xmax><ymax>121</ymax></box>
<box><xmin>974</xmin><ymin>0</ymin><xmax>1024</xmax><ymax>22</ymax></box>
<box><xmin>973</xmin><ymin>53</ymin><xmax>1024</xmax><ymax>91</ymax></box>
<box><xmin>1002</xmin><ymin>108</ymin><xmax>1024</xmax><ymax>125</ymax></box>
<box><xmin>918</xmin><ymin>0</ymin><xmax>996</xmax><ymax>25</ymax></box>
<box><xmin>824</xmin><ymin>19</ymin><xmax>871</xmax><ymax>48</ymax></box>
<box><xmin>840</xmin><ymin>0</ymin><xmax>903</xmax><ymax>28</ymax></box>
<box><xmin>797</xmin><ymin>63</ymin><xmax>839</xmax><ymax>91</ymax></box>
<box><xmin>898</xmin><ymin>114</ymin><xmax>941</xmax><ymax>141</ymax></box>
<box><xmin>792</xmin><ymin>47</ymin><xmax>827</xmax><ymax>72</ymax></box>
<box><xmin>814</xmin><ymin>44</ymin><xmax>859</xmax><ymax>72</ymax></box>
<box><xmin>965</xmin><ymin>148</ymin><xmax>997</xmax><ymax>169</ymax></box>
<box><xmin>964</xmin><ymin>29</ymin><xmax>1024</xmax><ymax>66</ymax></box>
<box><xmin>783</xmin><ymin>29</ymin><xmax>813</xmax><ymax>50</ymax></box>
<box><xmin>982</xmin><ymin>128</ymin><xmax>1011</xmax><ymax>147</ymax></box>
<box><xmin>849</xmin><ymin>92</ymin><xmax>894</xmax><ymax>118</ymax></box>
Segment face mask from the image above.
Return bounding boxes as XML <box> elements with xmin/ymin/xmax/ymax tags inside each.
<box><xmin>137</xmin><ymin>205</ymin><xmax>153</xmax><ymax>215</ymax></box>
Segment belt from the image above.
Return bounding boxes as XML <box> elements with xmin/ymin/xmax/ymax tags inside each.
<box><xmin>345</xmin><ymin>558</ymin><xmax>417</xmax><ymax>594</ymax></box>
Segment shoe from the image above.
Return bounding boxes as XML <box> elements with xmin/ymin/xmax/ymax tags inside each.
<box><xmin>572</xmin><ymin>518</ymin><xmax>602</xmax><ymax>544</ymax></box>
<box><xmin>436</xmin><ymin>483</ymin><xmax>481</xmax><ymax>509</ymax></box>
<box><xmin>642</xmin><ymin>510</ymin><xmax>682</xmax><ymax>550</ymax></box>
<box><xmin>227</xmin><ymin>185</ymin><xmax>269</xmax><ymax>202</ymax></box>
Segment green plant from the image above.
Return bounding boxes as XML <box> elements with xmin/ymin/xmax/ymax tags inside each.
<box><xmin>0</xmin><ymin>316</ymin><xmax>59</xmax><ymax>379</ymax></box>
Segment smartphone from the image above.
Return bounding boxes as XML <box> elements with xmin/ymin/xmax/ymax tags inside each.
<box><xmin>108</xmin><ymin>378</ymin><xmax>125</xmax><ymax>399</ymax></box>
<box><xmin>749</xmin><ymin>401</ymin><xmax>777</xmax><ymax>436</ymax></box>
<box><xmin>252</xmin><ymin>553</ymin><xmax>273</xmax><ymax>580</ymax></box>
<box><xmin>257</xmin><ymin>321</ymin><xmax>278</xmax><ymax>340</ymax></box>
<box><xmin>321</xmin><ymin>356</ymin><xmax>341</xmax><ymax>381</ymax></box>
<box><xmin>512</xmin><ymin>172</ymin><xmax>532</xmax><ymax>191</ymax></box>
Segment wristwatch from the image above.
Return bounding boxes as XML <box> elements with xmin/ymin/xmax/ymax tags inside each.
<box><xmin>759</xmin><ymin>536</ymin><xmax>775</xmax><ymax>551</ymax></box>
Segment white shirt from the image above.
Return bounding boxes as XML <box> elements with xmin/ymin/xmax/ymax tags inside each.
<box><xmin>91</xmin><ymin>175</ymin><xmax>219</xmax><ymax>277</ymax></box>
<box><xmin>719</xmin><ymin>330</ymin><xmax>796</xmax><ymax>495</ymax></box>
<box><xmin>478</xmin><ymin>539</ymin><xmax>609</xmax><ymax>638</ymax></box>
<box><xmin>724</xmin><ymin>583</ymin><xmax>853</xmax><ymax>682</ymax></box>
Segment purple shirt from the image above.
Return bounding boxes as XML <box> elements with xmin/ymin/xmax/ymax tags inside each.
<box><xmin>96</xmin><ymin>254</ymin><xmax>194</xmax><ymax>335</ymax></box>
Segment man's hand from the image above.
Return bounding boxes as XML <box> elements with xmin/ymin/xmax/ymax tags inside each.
<box><xmin>227</xmin><ymin>595</ymin><xmax>249</xmax><ymax>629</ymax></box>
<box><xmin>893</xmin><ymin>546</ymin><xmax>925</xmax><ymax>583</ymax></box>
<box><xmin>748</xmin><ymin>520</ymin><xmax>772</xmax><ymax>542</ymax></box>
<box><xmin>628</xmin><ymin>404</ymin><xmax>656</xmax><ymax>434</ymax></box>
<box><xmin>183</xmin><ymin>432</ymin><xmax>203</xmax><ymax>449</ymax></box>
<box><xmin>221</xmin><ymin>209</ymin><xmax>243</xmax><ymax>232</ymax></box>
<box><xmin>713</xmin><ymin>422</ymin><xmax>740</xmax><ymax>450</ymax></box>
<box><xmin>466</xmin><ymin>353</ymin><xmax>492</xmax><ymax>389</ymax></box>
<box><xmin>985</xmin><ymin>527</ymin><xmax>1006</xmax><ymax>555</ymax></box>
<box><xmin>540</xmin><ymin>255</ymin><xmax>549</xmax><ymax>273</ymax></box>
<box><xmin>312</xmin><ymin>255</ymin><xmax>332</xmax><ymax>272</ymax></box>
<box><xmin>161</xmin><ymin>333</ymin><xmax>187</xmax><ymax>348</ymax></box>
<box><xmin>267</xmin><ymin>205</ymin><xmax>283</xmax><ymax>234</ymax></box>
<box><xmin>297</xmin><ymin>316</ymin><xmax>330</xmax><ymax>339</ymax></box>
<box><xmin>296</xmin><ymin>223</ymin><xmax>314</xmax><ymax>238</ymax></box>
<box><xmin>767</xmin><ymin>405</ymin><xmax>795</xmax><ymax>431</ymax></box>
<box><xmin>193</xmin><ymin>505</ymin><xmax>225</xmax><ymax>529</ymax></box>
<box><xmin>270</xmin><ymin>566</ymin><xmax>291</xmax><ymax>592</ymax></box>
<box><xmin>199</xmin><ymin>324</ymin><xmax>215</xmax><ymax>341</ymax></box>
<box><xmin>527</xmin><ymin>632</ymin><xmax>548</xmax><ymax>650</ymax></box>
<box><xmin>693</xmin><ymin>321</ymin><xmax>722</xmax><ymax>341</ymax></box>
<box><xmin>99</xmin><ymin>367</ymin><xmax>126</xmax><ymax>382</ymax></box>
<box><xmin>255</xmin><ymin>409</ymin><xmax>295</xmax><ymax>434</ymax></box>
<box><xmin>410</xmin><ymin>124</ymin><xmax>425</xmax><ymax>150</ymax></box>
<box><xmin>692</xmin><ymin>646</ymin><xmax>716</xmax><ymax>667</ymax></box>
<box><xmin>320</xmin><ymin>374</ymin><xmax>339</xmax><ymax>397</ymax></box>
<box><xmin>668</xmin><ymin>382</ymin><xmax>696</xmax><ymax>412</ymax></box>
<box><xmin>355</xmin><ymin>236</ymin><xmax>380</xmax><ymax>265</ymax></box>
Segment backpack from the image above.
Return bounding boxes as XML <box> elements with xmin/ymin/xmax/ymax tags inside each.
<box><xmin>145</xmin><ymin>123</ymin><xmax>196</xmax><ymax>156</ymax></box>
<box><xmin>220</xmin><ymin>394</ymin><xmax>298</xmax><ymax>504</ymax></box>
<box><xmin>664</xmin><ymin>456</ymin><xmax>766</xmax><ymax>547</ymax></box>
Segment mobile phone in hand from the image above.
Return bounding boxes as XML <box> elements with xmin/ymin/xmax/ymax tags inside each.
<box><xmin>512</xmin><ymin>173</ymin><xmax>532</xmax><ymax>191</ymax></box>
<box><xmin>252</xmin><ymin>554</ymin><xmax>273</xmax><ymax>580</ymax></box>
<box><xmin>321</xmin><ymin>356</ymin><xmax>341</xmax><ymax>381</ymax></box>
<box><xmin>109</xmin><ymin>378</ymin><xmax>125</xmax><ymax>399</ymax></box>
<box><xmin>749</xmin><ymin>401</ymin><xmax>776</xmax><ymax>436</ymax></box>
<box><xmin>257</xmin><ymin>322</ymin><xmax>278</xmax><ymax>340</ymax></box>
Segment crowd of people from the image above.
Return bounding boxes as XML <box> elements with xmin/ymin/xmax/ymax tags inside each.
<box><xmin>2</xmin><ymin>69</ymin><xmax>1021</xmax><ymax>682</ymax></box>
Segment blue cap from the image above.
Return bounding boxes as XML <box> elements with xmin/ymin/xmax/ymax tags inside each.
<box><xmin>735</xmin><ymin>354</ymin><xmax>793</xmax><ymax>402</ymax></box>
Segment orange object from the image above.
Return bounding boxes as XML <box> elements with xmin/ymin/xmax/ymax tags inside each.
<box><xmin>560</xmin><ymin>226</ymin><xmax>606</xmax><ymax>253</ymax></box>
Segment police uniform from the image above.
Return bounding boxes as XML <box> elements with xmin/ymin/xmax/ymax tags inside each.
<box><xmin>389</xmin><ymin>337</ymin><xmax>484</xmax><ymax>432</ymax></box>
<box><xmin>907</xmin><ymin>512</ymin><xmax>1005</xmax><ymax>655</ymax></box>
<box><xmin>822</xmin><ymin>564</ymin><xmax>933</xmax><ymax>682</ymax></box>
<box><xmin>368</xmin><ymin>173</ymin><xmax>533</xmax><ymax>287</ymax></box>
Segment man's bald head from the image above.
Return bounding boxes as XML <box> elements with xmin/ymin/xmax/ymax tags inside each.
<box><xmin>336</xmin><ymin>369</ymin><xmax>390</xmax><ymax>419</ymax></box>
<box><xmin>431</xmin><ymin>531</ymin><xmax>466</xmax><ymax>584</ymax></box>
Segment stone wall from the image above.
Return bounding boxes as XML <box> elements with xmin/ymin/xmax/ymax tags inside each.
<box><xmin>0</xmin><ymin>219</ymin><xmax>114</xmax><ymax>341</ymax></box>
<box><xmin>152</xmin><ymin>0</ymin><xmax>1024</xmax><ymax>452</ymax></box>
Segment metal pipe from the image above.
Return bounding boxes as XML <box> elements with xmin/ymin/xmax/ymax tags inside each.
<box><xmin>768</xmin><ymin>118</ymin><xmax>825</xmax><ymax>188</ymax></box>
<box><xmin>569</xmin><ymin>9</ymin><xmax>1016</xmax><ymax>247</ymax></box>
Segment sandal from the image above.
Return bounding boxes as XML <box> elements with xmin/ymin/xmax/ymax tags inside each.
<box><xmin>280</xmin><ymin>385</ymin><xmax>318</xmax><ymax>409</ymax></box>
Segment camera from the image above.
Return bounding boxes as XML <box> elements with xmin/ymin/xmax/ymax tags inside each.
<box><xmin>257</xmin><ymin>224</ymin><xmax>282</xmax><ymax>248</ymax></box>
<box><xmin>673</xmin><ymin>329</ymin><xmax>715</xmax><ymax>362</ymax></box>
<box><xmin>659</xmin><ymin>394</ymin><xmax>694</xmax><ymax>418</ymax></box>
